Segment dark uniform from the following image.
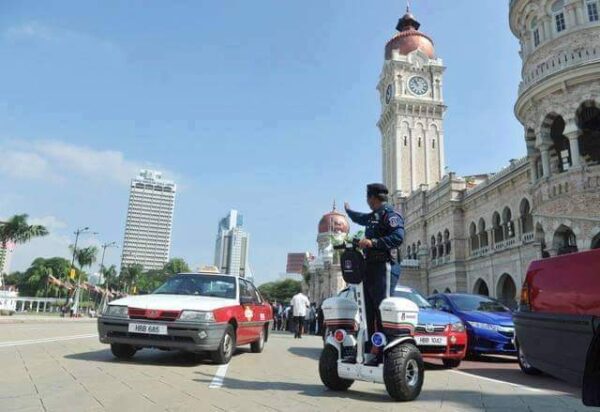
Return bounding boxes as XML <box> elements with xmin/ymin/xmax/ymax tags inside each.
<box><xmin>345</xmin><ymin>184</ymin><xmax>405</xmax><ymax>347</ymax></box>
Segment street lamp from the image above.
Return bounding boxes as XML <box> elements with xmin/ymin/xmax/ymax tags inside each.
<box><xmin>70</xmin><ymin>227</ymin><xmax>98</xmax><ymax>317</ymax></box>
<box><xmin>99</xmin><ymin>241</ymin><xmax>119</xmax><ymax>274</ymax></box>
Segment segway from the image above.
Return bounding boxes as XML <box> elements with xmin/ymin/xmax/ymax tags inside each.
<box><xmin>319</xmin><ymin>239</ymin><xmax>424</xmax><ymax>401</ymax></box>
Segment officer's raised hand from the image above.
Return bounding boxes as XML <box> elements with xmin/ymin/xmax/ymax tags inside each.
<box><xmin>358</xmin><ymin>238</ymin><xmax>373</xmax><ymax>249</ymax></box>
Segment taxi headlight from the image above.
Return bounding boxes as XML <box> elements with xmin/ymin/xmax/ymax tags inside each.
<box><xmin>468</xmin><ymin>321</ymin><xmax>498</xmax><ymax>332</ymax></box>
<box><xmin>104</xmin><ymin>305</ymin><xmax>128</xmax><ymax>318</ymax></box>
<box><xmin>179</xmin><ymin>311</ymin><xmax>215</xmax><ymax>322</ymax></box>
<box><xmin>450</xmin><ymin>321</ymin><xmax>465</xmax><ymax>333</ymax></box>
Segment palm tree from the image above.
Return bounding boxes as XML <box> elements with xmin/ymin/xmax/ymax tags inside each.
<box><xmin>101</xmin><ymin>265</ymin><xmax>118</xmax><ymax>290</ymax></box>
<box><xmin>70</xmin><ymin>245</ymin><xmax>98</xmax><ymax>279</ymax></box>
<box><xmin>121</xmin><ymin>264</ymin><xmax>143</xmax><ymax>294</ymax></box>
<box><xmin>0</xmin><ymin>214</ymin><xmax>48</xmax><ymax>287</ymax></box>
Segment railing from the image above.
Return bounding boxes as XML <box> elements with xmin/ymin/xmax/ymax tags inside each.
<box><xmin>520</xmin><ymin>46</ymin><xmax>600</xmax><ymax>95</ymax></box>
<box><xmin>471</xmin><ymin>246</ymin><xmax>489</xmax><ymax>258</ymax></box>
<box><xmin>401</xmin><ymin>259</ymin><xmax>420</xmax><ymax>268</ymax></box>
<box><xmin>522</xmin><ymin>232</ymin><xmax>535</xmax><ymax>243</ymax></box>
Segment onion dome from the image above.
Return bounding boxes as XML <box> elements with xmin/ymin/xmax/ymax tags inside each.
<box><xmin>385</xmin><ymin>9</ymin><xmax>435</xmax><ymax>60</ymax></box>
<box><xmin>318</xmin><ymin>201</ymin><xmax>350</xmax><ymax>234</ymax></box>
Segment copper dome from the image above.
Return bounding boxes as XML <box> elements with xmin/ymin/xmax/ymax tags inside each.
<box><xmin>385</xmin><ymin>12</ymin><xmax>435</xmax><ymax>60</ymax></box>
<box><xmin>318</xmin><ymin>205</ymin><xmax>350</xmax><ymax>235</ymax></box>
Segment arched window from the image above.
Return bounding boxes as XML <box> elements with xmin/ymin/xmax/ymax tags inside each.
<box><xmin>403</xmin><ymin>136</ymin><xmax>408</xmax><ymax>146</ymax></box>
<box><xmin>576</xmin><ymin>101</ymin><xmax>600</xmax><ymax>166</ymax></box>
<box><xmin>418</xmin><ymin>137</ymin><xmax>422</xmax><ymax>148</ymax></box>
<box><xmin>473</xmin><ymin>278</ymin><xmax>490</xmax><ymax>296</ymax></box>
<box><xmin>531</xmin><ymin>17</ymin><xmax>540</xmax><ymax>47</ymax></box>
<box><xmin>416</xmin><ymin>241</ymin><xmax>421</xmax><ymax>259</ymax></box>
<box><xmin>411</xmin><ymin>243</ymin><xmax>417</xmax><ymax>260</ymax></box>
<box><xmin>479</xmin><ymin>218</ymin><xmax>489</xmax><ymax>248</ymax></box>
<box><xmin>588</xmin><ymin>0</ymin><xmax>599</xmax><ymax>22</ymax></box>
<box><xmin>444</xmin><ymin>288</ymin><xmax>452</xmax><ymax>293</ymax></box>
<box><xmin>431</xmin><ymin>236</ymin><xmax>437</xmax><ymax>259</ymax></box>
<box><xmin>552</xmin><ymin>0</ymin><xmax>566</xmax><ymax>32</ymax></box>
<box><xmin>492</xmin><ymin>212</ymin><xmax>504</xmax><ymax>243</ymax></box>
<box><xmin>432</xmin><ymin>139</ymin><xmax>436</xmax><ymax>149</ymax></box>
<box><xmin>437</xmin><ymin>232</ymin><xmax>444</xmax><ymax>256</ymax></box>
<box><xmin>592</xmin><ymin>232</ymin><xmax>600</xmax><ymax>249</ymax></box>
<box><xmin>503</xmin><ymin>207</ymin><xmax>515</xmax><ymax>239</ymax></box>
<box><xmin>469</xmin><ymin>222</ymin><xmax>479</xmax><ymax>251</ymax></box>
<box><xmin>444</xmin><ymin>229</ymin><xmax>451</xmax><ymax>255</ymax></box>
<box><xmin>520</xmin><ymin>199</ymin><xmax>534</xmax><ymax>234</ymax></box>
<box><xmin>497</xmin><ymin>274</ymin><xmax>518</xmax><ymax>310</ymax></box>
<box><xmin>553</xmin><ymin>225</ymin><xmax>578</xmax><ymax>255</ymax></box>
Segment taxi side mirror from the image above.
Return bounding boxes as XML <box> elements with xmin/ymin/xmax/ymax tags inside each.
<box><xmin>240</xmin><ymin>296</ymin><xmax>254</xmax><ymax>305</ymax></box>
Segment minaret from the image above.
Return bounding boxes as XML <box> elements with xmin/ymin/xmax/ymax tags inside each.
<box><xmin>377</xmin><ymin>8</ymin><xmax>447</xmax><ymax>202</ymax></box>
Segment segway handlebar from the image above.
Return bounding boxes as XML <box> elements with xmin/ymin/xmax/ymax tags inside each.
<box><xmin>333</xmin><ymin>238</ymin><xmax>361</xmax><ymax>251</ymax></box>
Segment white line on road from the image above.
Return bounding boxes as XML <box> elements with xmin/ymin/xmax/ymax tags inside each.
<box><xmin>209</xmin><ymin>364</ymin><xmax>229</xmax><ymax>389</ymax></box>
<box><xmin>0</xmin><ymin>334</ymin><xmax>98</xmax><ymax>348</ymax></box>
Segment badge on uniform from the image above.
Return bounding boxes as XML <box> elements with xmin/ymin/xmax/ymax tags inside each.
<box><xmin>389</xmin><ymin>216</ymin><xmax>399</xmax><ymax>228</ymax></box>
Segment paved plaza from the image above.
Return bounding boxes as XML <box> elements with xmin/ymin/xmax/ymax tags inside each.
<box><xmin>0</xmin><ymin>317</ymin><xmax>596</xmax><ymax>412</ymax></box>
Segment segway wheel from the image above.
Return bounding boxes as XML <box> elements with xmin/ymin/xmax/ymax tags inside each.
<box><xmin>383</xmin><ymin>343</ymin><xmax>424</xmax><ymax>401</ymax></box>
<box><xmin>319</xmin><ymin>344</ymin><xmax>353</xmax><ymax>391</ymax></box>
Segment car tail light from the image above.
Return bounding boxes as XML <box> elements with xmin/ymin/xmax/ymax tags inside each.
<box><xmin>334</xmin><ymin>329</ymin><xmax>346</xmax><ymax>343</ymax></box>
<box><xmin>520</xmin><ymin>282</ymin><xmax>530</xmax><ymax>310</ymax></box>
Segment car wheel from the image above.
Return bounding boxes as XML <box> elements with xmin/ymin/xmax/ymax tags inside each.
<box><xmin>110</xmin><ymin>343</ymin><xmax>137</xmax><ymax>360</ymax></box>
<box><xmin>442</xmin><ymin>358</ymin><xmax>461</xmax><ymax>368</ymax></box>
<box><xmin>250</xmin><ymin>325</ymin><xmax>266</xmax><ymax>353</ymax></box>
<box><xmin>384</xmin><ymin>343</ymin><xmax>424</xmax><ymax>402</ymax></box>
<box><xmin>211</xmin><ymin>324</ymin><xmax>236</xmax><ymax>364</ymax></box>
<box><xmin>518</xmin><ymin>345</ymin><xmax>541</xmax><ymax>375</ymax></box>
<box><xmin>319</xmin><ymin>344</ymin><xmax>354</xmax><ymax>391</ymax></box>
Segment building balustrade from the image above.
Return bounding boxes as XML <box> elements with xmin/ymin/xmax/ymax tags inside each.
<box><xmin>401</xmin><ymin>259</ymin><xmax>420</xmax><ymax>268</ymax></box>
<box><xmin>522</xmin><ymin>232</ymin><xmax>535</xmax><ymax>243</ymax></box>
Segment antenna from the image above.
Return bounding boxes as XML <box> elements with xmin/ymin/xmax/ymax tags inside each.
<box><xmin>407</xmin><ymin>0</ymin><xmax>411</xmax><ymax>13</ymax></box>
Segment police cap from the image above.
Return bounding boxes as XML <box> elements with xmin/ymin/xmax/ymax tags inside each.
<box><xmin>367</xmin><ymin>183</ymin><xmax>389</xmax><ymax>197</ymax></box>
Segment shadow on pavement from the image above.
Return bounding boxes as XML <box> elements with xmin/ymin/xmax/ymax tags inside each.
<box><xmin>194</xmin><ymin>372</ymin><xmax>389</xmax><ymax>403</ymax></box>
<box><xmin>288</xmin><ymin>346</ymin><xmax>321</xmax><ymax>360</ymax></box>
<box><xmin>64</xmin><ymin>347</ymin><xmax>248</xmax><ymax>367</ymax></box>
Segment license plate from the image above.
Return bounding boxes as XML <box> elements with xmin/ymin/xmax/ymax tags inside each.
<box><xmin>128</xmin><ymin>323</ymin><xmax>168</xmax><ymax>335</ymax></box>
<box><xmin>416</xmin><ymin>335</ymin><xmax>447</xmax><ymax>346</ymax></box>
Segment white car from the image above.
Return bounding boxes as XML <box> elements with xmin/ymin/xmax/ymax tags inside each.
<box><xmin>98</xmin><ymin>272</ymin><xmax>273</xmax><ymax>364</ymax></box>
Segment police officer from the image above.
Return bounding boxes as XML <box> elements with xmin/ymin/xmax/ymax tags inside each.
<box><xmin>345</xmin><ymin>183</ymin><xmax>404</xmax><ymax>363</ymax></box>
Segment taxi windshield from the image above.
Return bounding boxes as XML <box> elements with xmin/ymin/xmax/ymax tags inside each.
<box><xmin>153</xmin><ymin>274</ymin><xmax>236</xmax><ymax>299</ymax></box>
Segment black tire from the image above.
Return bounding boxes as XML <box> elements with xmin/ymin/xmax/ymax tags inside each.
<box><xmin>383</xmin><ymin>343</ymin><xmax>424</xmax><ymax>402</ymax></box>
<box><xmin>319</xmin><ymin>344</ymin><xmax>354</xmax><ymax>391</ymax></box>
<box><xmin>110</xmin><ymin>343</ymin><xmax>136</xmax><ymax>360</ymax></box>
<box><xmin>518</xmin><ymin>345</ymin><xmax>542</xmax><ymax>375</ymax></box>
<box><xmin>442</xmin><ymin>358</ymin><xmax>461</xmax><ymax>368</ymax></box>
<box><xmin>250</xmin><ymin>325</ymin><xmax>266</xmax><ymax>353</ymax></box>
<box><xmin>211</xmin><ymin>324</ymin><xmax>236</xmax><ymax>365</ymax></box>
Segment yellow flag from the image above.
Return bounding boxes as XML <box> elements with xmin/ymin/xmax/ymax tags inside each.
<box><xmin>132</xmin><ymin>286</ymin><xmax>137</xmax><ymax>294</ymax></box>
<box><xmin>69</xmin><ymin>268</ymin><xmax>76</xmax><ymax>280</ymax></box>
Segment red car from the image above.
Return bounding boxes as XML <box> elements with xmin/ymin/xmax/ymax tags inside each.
<box><xmin>515</xmin><ymin>249</ymin><xmax>600</xmax><ymax>406</ymax></box>
<box><xmin>98</xmin><ymin>272</ymin><xmax>273</xmax><ymax>364</ymax></box>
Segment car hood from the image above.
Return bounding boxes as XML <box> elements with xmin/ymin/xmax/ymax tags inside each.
<box><xmin>418</xmin><ymin>308</ymin><xmax>461</xmax><ymax>326</ymax></box>
<box><xmin>459</xmin><ymin>310</ymin><xmax>514</xmax><ymax>326</ymax></box>
<box><xmin>109</xmin><ymin>294</ymin><xmax>238</xmax><ymax>311</ymax></box>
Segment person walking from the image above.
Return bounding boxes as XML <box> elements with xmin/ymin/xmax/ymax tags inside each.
<box><xmin>308</xmin><ymin>303</ymin><xmax>317</xmax><ymax>335</ymax></box>
<box><xmin>290</xmin><ymin>291</ymin><xmax>310</xmax><ymax>339</ymax></box>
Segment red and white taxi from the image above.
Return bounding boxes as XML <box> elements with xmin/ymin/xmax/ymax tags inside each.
<box><xmin>98</xmin><ymin>272</ymin><xmax>273</xmax><ymax>364</ymax></box>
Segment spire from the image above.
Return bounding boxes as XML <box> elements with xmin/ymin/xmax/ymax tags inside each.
<box><xmin>396</xmin><ymin>2</ymin><xmax>421</xmax><ymax>32</ymax></box>
<box><xmin>332</xmin><ymin>200</ymin><xmax>337</xmax><ymax>211</ymax></box>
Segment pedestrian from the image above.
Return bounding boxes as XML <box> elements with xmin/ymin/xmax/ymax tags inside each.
<box><xmin>290</xmin><ymin>291</ymin><xmax>310</xmax><ymax>339</ymax></box>
<box><xmin>308</xmin><ymin>303</ymin><xmax>317</xmax><ymax>335</ymax></box>
<box><xmin>271</xmin><ymin>301</ymin><xmax>278</xmax><ymax>331</ymax></box>
<box><xmin>317</xmin><ymin>304</ymin><xmax>324</xmax><ymax>336</ymax></box>
<box><xmin>344</xmin><ymin>183</ymin><xmax>404</xmax><ymax>365</ymax></box>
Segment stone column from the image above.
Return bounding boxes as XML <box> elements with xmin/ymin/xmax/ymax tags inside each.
<box><xmin>542</xmin><ymin>17</ymin><xmax>552</xmax><ymax>41</ymax></box>
<box><xmin>564</xmin><ymin>120</ymin><xmax>581</xmax><ymax>168</ymax></box>
<box><xmin>540</xmin><ymin>145</ymin><xmax>552</xmax><ymax>177</ymax></box>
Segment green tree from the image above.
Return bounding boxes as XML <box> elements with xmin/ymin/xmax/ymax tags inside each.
<box><xmin>101</xmin><ymin>265</ymin><xmax>118</xmax><ymax>290</ymax></box>
<box><xmin>0</xmin><ymin>214</ymin><xmax>48</xmax><ymax>277</ymax></box>
<box><xmin>163</xmin><ymin>257</ymin><xmax>191</xmax><ymax>275</ymax></box>
<box><xmin>258</xmin><ymin>279</ymin><xmax>302</xmax><ymax>304</ymax></box>
<box><xmin>5</xmin><ymin>257</ymin><xmax>72</xmax><ymax>297</ymax></box>
<box><xmin>120</xmin><ymin>264</ymin><xmax>144</xmax><ymax>293</ymax></box>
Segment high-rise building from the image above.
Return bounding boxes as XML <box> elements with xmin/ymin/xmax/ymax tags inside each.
<box><xmin>0</xmin><ymin>241</ymin><xmax>15</xmax><ymax>275</ymax></box>
<box><xmin>214</xmin><ymin>210</ymin><xmax>250</xmax><ymax>277</ymax></box>
<box><xmin>121</xmin><ymin>170</ymin><xmax>176</xmax><ymax>271</ymax></box>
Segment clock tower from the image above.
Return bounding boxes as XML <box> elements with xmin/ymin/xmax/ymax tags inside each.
<box><xmin>377</xmin><ymin>9</ymin><xmax>446</xmax><ymax>202</ymax></box>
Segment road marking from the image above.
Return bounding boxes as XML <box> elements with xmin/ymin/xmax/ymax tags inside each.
<box><xmin>209</xmin><ymin>364</ymin><xmax>229</xmax><ymax>389</ymax></box>
<box><xmin>0</xmin><ymin>334</ymin><xmax>98</xmax><ymax>348</ymax></box>
<box><xmin>449</xmin><ymin>370</ymin><xmax>554</xmax><ymax>394</ymax></box>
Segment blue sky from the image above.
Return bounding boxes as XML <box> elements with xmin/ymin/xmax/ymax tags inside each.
<box><xmin>0</xmin><ymin>1</ymin><xmax>524</xmax><ymax>285</ymax></box>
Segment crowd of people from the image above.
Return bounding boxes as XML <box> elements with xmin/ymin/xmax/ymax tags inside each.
<box><xmin>270</xmin><ymin>291</ymin><xmax>324</xmax><ymax>339</ymax></box>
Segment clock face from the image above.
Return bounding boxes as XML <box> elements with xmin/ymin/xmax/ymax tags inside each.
<box><xmin>385</xmin><ymin>84</ymin><xmax>393</xmax><ymax>104</ymax></box>
<box><xmin>408</xmin><ymin>76</ymin><xmax>429</xmax><ymax>96</ymax></box>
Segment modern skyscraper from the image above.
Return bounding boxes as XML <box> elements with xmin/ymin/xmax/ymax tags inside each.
<box><xmin>214</xmin><ymin>210</ymin><xmax>250</xmax><ymax>277</ymax></box>
<box><xmin>0</xmin><ymin>241</ymin><xmax>15</xmax><ymax>275</ymax></box>
<box><xmin>121</xmin><ymin>170</ymin><xmax>176</xmax><ymax>271</ymax></box>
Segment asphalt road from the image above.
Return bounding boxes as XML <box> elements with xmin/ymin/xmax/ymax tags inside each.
<box><xmin>0</xmin><ymin>317</ymin><xmax>596</xmax><ymax>412</ymax></box>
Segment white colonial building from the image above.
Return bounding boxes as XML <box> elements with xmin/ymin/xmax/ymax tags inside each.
<box><xmin>380</xmin><ymin>3</ymin><xmax>600</xmax><ymax>308</ymax></box>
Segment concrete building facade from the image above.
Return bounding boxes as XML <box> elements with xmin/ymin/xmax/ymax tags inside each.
<box><xmin>214</xmin><ymin>210</ymin><xmax>250</xmax><ymax>277</ymax></box>
<box><xmin>121</xmin><ymin>170</ymin><xmax>176</xmax><ymax>271</ymax></box>
<box><xmin>381</xmin><ymin>3</ymin><xmax>600</xmax><ymax>308</ymax></box>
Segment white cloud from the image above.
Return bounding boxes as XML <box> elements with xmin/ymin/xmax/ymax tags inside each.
<box><xmin>29</xmin><ymin>216</ymin><xmax>67</xmax><ymax>231</ymax></box>
<box><xmin>4</xmin><ymin>22</ymin><xmax>55</xmax><ymax>42</ymax></box>
<box><xmin>0</xmin><ymin>140</ymin><xmax>177</xmax><ymax>187</ymax></box>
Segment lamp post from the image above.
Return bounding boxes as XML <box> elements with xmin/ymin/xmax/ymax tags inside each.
<box><xmin>70</xmin><ymin>227</ymin><xmax>98</xmax><ymax>317</ymax></box>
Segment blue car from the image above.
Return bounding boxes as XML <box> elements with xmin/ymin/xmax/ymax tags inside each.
<box><xmin>427</xmin><ymin>293</ymin><xmax>516</xmax><ymax>357</ymax></box>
